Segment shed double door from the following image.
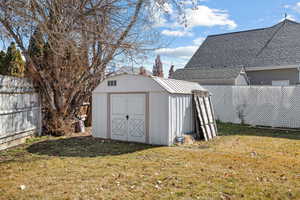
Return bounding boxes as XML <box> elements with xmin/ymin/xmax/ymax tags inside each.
<box><xmin>110</xmin><ymin>94</ymin><xmax>146</xmax><ymax>143</ymax></box>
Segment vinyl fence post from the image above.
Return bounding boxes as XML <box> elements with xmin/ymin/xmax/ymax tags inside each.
<box><xmin>38</xmin><ymin>94</ymin><xmax>42</xmax><ymax>136</ymax></box>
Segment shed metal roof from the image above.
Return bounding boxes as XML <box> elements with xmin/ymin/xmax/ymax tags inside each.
<box><xmin>152</xmin><ymin>76</ymin><xmax>207</xmax><ymax>94</ymax></box>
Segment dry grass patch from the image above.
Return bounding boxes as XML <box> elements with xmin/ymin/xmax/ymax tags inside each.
<box><xmin>0</xmin><ymin>123</ymin><xmax>300</xmax><ymax>200</ymax></box>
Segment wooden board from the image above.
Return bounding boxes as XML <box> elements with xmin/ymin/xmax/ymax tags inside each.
<box><xmin>194</xmin><ymin>95</ymin><xmax>208</xmax><ymax>141</ymax></box>
<box><xmin>207</xmin><ymin>96</ymin><xmax>218</xmax><ymax>138</ymax></box>
<box><xmin>193</xmin><ymin>91</ymin><xmax>218</xmax><ymax>141</ymax></box>
<box><xmin>193</xmin><ymin>95</ymin><xmax>201</xmax><ymax>139</ymax></box>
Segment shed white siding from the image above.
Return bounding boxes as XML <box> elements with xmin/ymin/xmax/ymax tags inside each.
<box><xmin>92</xmin><ymin>93</ymin><xmax>107</xmax><ymax>138</ymax></box>
<box><xmin>149</xmin><ymin>92</ymin><xmax>169</xmax><ymax>145</ymax></box>
<box><xmin>92</xmin><ymin>74</ymin><xmax>207</xmax><ymax>146</ymax></box>
<box><xmin>93</xmin><ymin>74</ymin><xmax>163</xmax><ymax>93</ymax></box>
<box><xmin>168</xmin><ymin>95</ymin><xmax>194</xmax><ymax>145</ymax></box>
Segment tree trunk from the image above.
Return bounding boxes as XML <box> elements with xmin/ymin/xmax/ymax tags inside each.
<box><xmin>44</xmin><ymin>111</ymin><xmax>72</xmax><ymax>136</ymax></box>
<box><xmin>0</xmin><ymin>0</ymin><xmax>155</xmax><ymax>136</ymax></box>
<box><xmin>85</xmin><ymin>97</ymin><xmax>92</xmax><ymax>127</ymax></box>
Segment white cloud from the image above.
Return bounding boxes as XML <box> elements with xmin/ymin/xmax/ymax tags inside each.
<box><xmin>154</xmin><ymin>36</ymin><xmax>206</xmax><ymax>65</ymax></box>
<box><xmin>155</xmin><ymin>37</ymin><xmax>207</xmax><ymax>59</ymax></box>
<box><xmin>193</xmin><ymin>37</ymin><xmax>205</xmax><ymax>45</ymax></box>
<box><xmin>293</xmin><ymin>2</ymin><xmax>300</xmax><ymax>13</ymax></box>
<box><xmin>161</xmin><ymin>29</ymin><xmax>193</xmax><ymax>37</ymax></box>
<box><xmin>280</xmin><ymin>14</ymin><xmax>296</xmax><ymax>21</ymax></box>
<box><xmin>180</xmin><ymin>6</ymin><xmax>237</xmax><ymax>30</ymax></box>
<box><xmin>287</xmin><ymin>14</ymin><xmax>296</xmax><ymax>20</ymax></box>
<box><xmin>155</xmin><ymin>45</ymin><xmax>198</xmax><ymax>59</ymax></box>
<box><xmin>153</xmin><ymin>5</ymin><xmax>237</xmax><ymax>30</ymax></box>
<box><xmin>284</xmin><ymin>2</ymin><xmax>300</xmax><ymax>13</ymax></box>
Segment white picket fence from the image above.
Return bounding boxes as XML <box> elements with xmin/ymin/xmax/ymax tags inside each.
<box><xmin>205</xmin><ymin>85</ymin><xmax>300</xmax><ymax>129</ymax></box>
<box><xmin>0</xmin><ymin>75</ymin><xmax>41</xmax><ymax>150</ymax></box>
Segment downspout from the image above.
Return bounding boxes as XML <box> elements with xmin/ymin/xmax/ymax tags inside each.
<box><xmin>297</xmin><ymin>67</ymin><xmax>300</xmax><ymax>85</ymax></box>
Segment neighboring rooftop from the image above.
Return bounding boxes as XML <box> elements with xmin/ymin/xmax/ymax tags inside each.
<box><xmin>109</xmin><ymin>66</ymin><xmax>152</xmax><ymax>76</ymax></box>
<box><xmin>172</xmin><ymin>67</ymin><xmax>243</xmax><ymax>81</ymax></box>
<box><xmin>185</xmin><ymin>19</ymin><xmax>300</xmax><ymax>69</ymax></box>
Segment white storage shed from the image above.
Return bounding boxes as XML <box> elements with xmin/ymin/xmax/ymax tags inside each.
<box><xmin>92</xmin><ymin>74</ymin><xmax>208</xmax><ymax>146</ymax></box>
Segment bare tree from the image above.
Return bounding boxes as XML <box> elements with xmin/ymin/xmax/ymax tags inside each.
<box><xmin>0</xmin><ymin>0</ymin><xmax>196</xmax><ymax>135</ymax></box>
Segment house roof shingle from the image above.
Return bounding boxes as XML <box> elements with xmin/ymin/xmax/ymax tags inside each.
<box><xmin>184</xmin><ymin>19</ymin><xmax>300</xmax><ymax>70</ymax></box>
<box><xmin>172</xmin><ymin>67</ymin><xmax>243</xmax><ymax>80</ymax></box>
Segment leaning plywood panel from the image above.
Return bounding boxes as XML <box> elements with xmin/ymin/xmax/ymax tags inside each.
<box><xmin>207</xmin><ymin>95</ymin><xmax>218</xmax><ymax>138</ymax></box>
<box><xmin>193</xmin><ymin>95</ymin><xmax>209</xmax><ymax>141</ymax></box>
<box><xmin>203</xmin><ymin>96</ymin><xmax>218</xmax><ymax>138</ymax></box>
<box><xmin>197</xmin><ymin>96</ymin><xmax>213</xmax><ymax>140</ymax></box>
<box><xmin>193</xmin><ymin>91</ymin><xmax>218</xmax><ymax>141</ymax></box>
<box><xmin>193</xmin><ymin>101</ymin><xmax>201</xmax><ymax>139</ymax></box>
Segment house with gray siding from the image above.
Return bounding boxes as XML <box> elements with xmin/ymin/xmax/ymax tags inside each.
<box><xmin>173</xmin><ymin>19</ymin><xmax>300</xmax><ymax>86</ymax></box>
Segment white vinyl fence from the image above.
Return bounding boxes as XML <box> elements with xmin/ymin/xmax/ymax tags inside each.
<box><xmin>0</xmin><ymin>75</ymin><xmax>41</xmax><ymax>150</ymax></box>
<box><xmin>205</xmin><ymin>85</ymin><xmax>300</xmax><ymax>128</ymax></box>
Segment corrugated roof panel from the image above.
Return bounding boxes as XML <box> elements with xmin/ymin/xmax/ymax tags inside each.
<box><xmin>152</xmin><ymin>76</ymin><xmax>207</xmax><ymax>94</ymax></box>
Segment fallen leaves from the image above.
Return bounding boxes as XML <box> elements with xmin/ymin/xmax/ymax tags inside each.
<box><xmin>250</xmin><ymin>151</ymin><xmax>258</xmax><ymax>157</ymax></box>
<box><xmin>220</xmin><ymin>192</ymin><xmax>232</xmax><ymax>200</ymax></box>
<box><xmin>0</xmin><ymin>123</ymin><xmax>299</xmax><ymax>199</ymax></box>
<box><xmin>19</xmin><ymin>185</ymin><xmax>26</xmax><ymax>190</ymax></box>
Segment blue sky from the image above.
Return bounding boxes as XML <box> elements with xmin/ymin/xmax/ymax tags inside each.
<box><xmin>2</xmin><ymin>0</ymin><xmax>300</xmax><ymax>76</ymax></box>
<box><xmin>141</xmin><ymin>0</ymin><xmax>300</xmax><ymax>75</ymax></box>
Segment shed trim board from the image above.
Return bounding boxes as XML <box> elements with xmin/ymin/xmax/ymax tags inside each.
<box><xmin>94</xmin><ymin>90</ymin><xmax>200</xmax><ymax>95</ymax></box>
<box><xmin>107</xmin><ymin>93</ymin><xmax>111</xmax><ymax>139</ymax></box>
<box><xmin>145</xmin><ymin>93</ymin><xmax>150</xmax><ymax>144</ymax></box>
<box><xmin>107</xmin><ymin>92</ymin><xmax>150</xmax><ymax>144</ymax></box>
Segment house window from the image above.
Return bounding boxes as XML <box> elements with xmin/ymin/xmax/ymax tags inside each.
<box><xmin>272</xmin><ymin>80</ymin><xmax>289</xmax><ymax>86</ymax></box>
<box><xmin>108</xmin><ymin>80</ymin><xmax>117</xmax><ymax>86</ymax></box>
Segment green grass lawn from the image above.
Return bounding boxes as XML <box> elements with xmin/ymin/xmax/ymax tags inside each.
<box><xmin>0</xmin><ymin>123</ymin><xmax>299</xmax><ymax>200</ymax></box>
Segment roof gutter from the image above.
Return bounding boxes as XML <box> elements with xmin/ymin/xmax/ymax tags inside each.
<box><xmin>246</xmin><ymin>65</ymin><xmax>299</xmax><ymax>71</ymax></box>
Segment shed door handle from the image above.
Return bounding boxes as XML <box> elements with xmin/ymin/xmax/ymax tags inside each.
<box><xmin>126</xmin><ymin>115</ymin><xmax>129</xmax><ymax>120</ymax></box>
